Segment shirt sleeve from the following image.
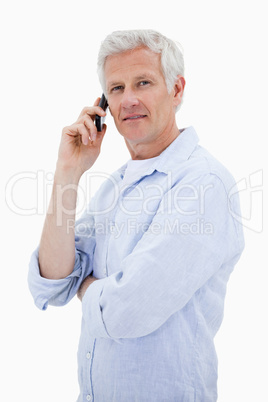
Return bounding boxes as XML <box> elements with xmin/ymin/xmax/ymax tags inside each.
<box><xmin>28</xmin><ymin>208</ymin><xmax>96</xmax><ymax>311</ymax></box>
<box><xmin>81</xmin><ymin>173</ymin><xmax>244</xmax><ymax>339</ymax></box>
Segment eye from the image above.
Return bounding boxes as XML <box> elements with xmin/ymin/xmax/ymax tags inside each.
<box><xmin>139</xmin><ymin>80</ymin><xmax>150</xmax><ymax>86</ymax></box>
<box><xmin>111</xmin><ymin>85</ymin><xmax>124</xmax><ymax>92</ymax></box>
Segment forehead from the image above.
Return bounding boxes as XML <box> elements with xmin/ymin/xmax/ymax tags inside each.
<box><xmin>104</xmin><ymin>47</ymin><xmax>163</xmax><ymax>84</ymax></box>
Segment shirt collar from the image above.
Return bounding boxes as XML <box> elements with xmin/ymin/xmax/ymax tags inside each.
<box><xmin>117</xmin><ymin>126</ymin><xmax>199</xmax><ymax>179</ymax></box>
<box><xmin>153</xmin><ymin>126</ymin><xmax>199</xmax><ymax>174</ymax></box>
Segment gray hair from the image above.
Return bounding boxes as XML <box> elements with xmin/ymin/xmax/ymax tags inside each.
<box><xmin>97</xmin><ymin>29</ymin><xmax>184</xmax><ymax>101</ymax></box>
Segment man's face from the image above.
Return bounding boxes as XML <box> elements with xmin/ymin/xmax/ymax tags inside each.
<box><xmin>104</xmin><ymin>47</ymin><xmax>182</xmax><ymax>150</ymax></box>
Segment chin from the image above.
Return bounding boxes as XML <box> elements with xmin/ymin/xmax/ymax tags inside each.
<box><xmin>120</xmin><ymin>128</ymin><xmax>149</xmax><ymax>144</ymax></box>
<box><xmin>117</xmin><ymin>121</ymin><xmax>150</xmax><ymax>141</ymax></box>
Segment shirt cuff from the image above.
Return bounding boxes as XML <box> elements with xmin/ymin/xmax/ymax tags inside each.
<box><xmin>28</xmin><ymin>248</ymin><xmax>83</xmax><ymax>310</ymax></box>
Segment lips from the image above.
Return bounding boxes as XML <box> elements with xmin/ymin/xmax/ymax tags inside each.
<box><xmin>122</xmin><ymin>114</ymin><xmax>147</xmax><ymax>121</ymax></box>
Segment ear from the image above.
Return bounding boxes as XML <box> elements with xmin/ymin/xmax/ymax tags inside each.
<box><xmin>172</xmin><ymin>75</ymin><xmax>186</xmax><ymax>107</ymax></box>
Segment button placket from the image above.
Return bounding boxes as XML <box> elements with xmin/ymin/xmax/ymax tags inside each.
<box><xmin>84</xmin><ymin>338</ymin><xmax>96</xmax><ymax>402</ymax></box>
<box><xmin>104</xmin><ymin>200</ymin><xmax>121</xmax><ymax>276</ymax></box>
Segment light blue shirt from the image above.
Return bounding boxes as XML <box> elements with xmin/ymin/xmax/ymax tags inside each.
<box><xmin>28</xmin><ymin>127</ymin><xmax>244</xmax><ymax>402</ymax></box>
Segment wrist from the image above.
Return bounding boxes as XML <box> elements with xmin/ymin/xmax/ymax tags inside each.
<box><xmin>77</xmin><ymin>275</ymin><xmax>98</xmax><ymax>301</ymax></box>
<box><xmin>54</xmin><ymin>162</ymin><xmax>82</xmax><ymax>186</ymax></box>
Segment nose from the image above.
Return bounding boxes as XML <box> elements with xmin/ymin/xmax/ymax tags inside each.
<box><xmin>120</xmin><ymin>88</ymin><xmax>140</xmax><ymax>109</ymax></box>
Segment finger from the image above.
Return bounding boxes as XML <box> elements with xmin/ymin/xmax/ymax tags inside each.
<box><xmin>83</xmin><ymin>116</ymin><xmax>97</xmax><ymax>142</ymax></box>
<box><xmin>64</xmin><ymin>124</ymin><xmax>90</xmax><ymax>146</ymax></box>
<box><xmin>89</xmin><ymin>106</ymin><xmax>107</xmax><ymax>117</ymax></box>
<box><xmin>78</xmin><ymin>105</ymin><xmax>106</xmax><ymax>120</ymax></box>
<box><xmin>94</xmin><ymin>124</ymin><xmax>107</xmax><ymax>145</ymax></box>
<box><xmin>80</xmin><ymin>125</ymin><xmax>91</xmax><ymax>145</ymax></box>
<box><xmin>94</xmin><ymin>97</ymin><xmax>101</xmax><ymax>106</ymax></box>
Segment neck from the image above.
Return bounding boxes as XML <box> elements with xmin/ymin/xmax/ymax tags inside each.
<box><xmin>125</xmin><ymin>120</ymin><xmax>181</xmax><ymax>160</ymax></box>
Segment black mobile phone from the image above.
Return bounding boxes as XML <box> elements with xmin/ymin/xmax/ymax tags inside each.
<box><xmin>95</xmin><ymin>94</ymin><xmax>108</xmax><ymax>132</ymax></box>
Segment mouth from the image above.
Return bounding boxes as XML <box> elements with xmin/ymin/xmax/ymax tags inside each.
<box><xmin>122</xmin><ymin>114</ymin><xmax>147</xmax><ymax>122</ymax></box>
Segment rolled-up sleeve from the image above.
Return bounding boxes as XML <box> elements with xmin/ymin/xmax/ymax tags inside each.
<box><xmin>28</xmin><ymin>209</ymin><xmax>96</xmax><ymax>310</ymax></box>
<box><xmin>81</xmin><ymin>173</ymin><xmax>244</xmax><ymax>339</ymax></box>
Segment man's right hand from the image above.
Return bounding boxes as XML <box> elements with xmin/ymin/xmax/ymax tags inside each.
<box><xmin>38</xmin><ymin>98</ymin><xmax>107</xmax><ymax>279</ymax></box>
<box><xmin>57</xmin><ymin>98</ymin><xmax>107</xmax><ymax>180</ymax></box>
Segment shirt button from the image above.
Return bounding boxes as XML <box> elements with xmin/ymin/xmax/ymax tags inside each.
<box><xmin>86</xmin><ymin>395</ymin><xmax>92</xmax><ymax>401</ymax></box>
<box><xmin>86</xmin><ymin>352</ymin><xmax>91</xmax><ymax>359</ymax></box>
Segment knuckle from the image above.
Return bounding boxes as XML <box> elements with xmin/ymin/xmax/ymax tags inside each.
<box><xmin>84</xmin><ymin>116</ymin><xmax>93</xmax><ymax>126</ymax></box>
<box><xmin>80</xmin><ymin>106</ymin><xmax>94</xmax><ymax>117</ymax></box>
<box><xmin>62</xmin><ymin>125</ymin><xmax>70</xmax><ymax>134</ymax></box>
<box><xmin>77</xmin><ymin>123</ymin><xmax>85</xmax><ymax>132</ymax></box>
<box><xmin>78</xmin><ymin>114</ymin><xmax>93</xmax><ymax>126</ymax></box>
<box><xmin>81</xmin><ymin>106</ymin><xmax>89</xmax><ymax>114</ymax></box>
<box><xmin>78</xmin><ymin>107</ymin><xmax>90</xmax><ymax>119</ymax></box>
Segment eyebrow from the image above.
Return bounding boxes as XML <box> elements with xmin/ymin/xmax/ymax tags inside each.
<box><xmin>134</xmin><ymin>73</ymin><xmax>157</xmax><ymax>81</ymax></box>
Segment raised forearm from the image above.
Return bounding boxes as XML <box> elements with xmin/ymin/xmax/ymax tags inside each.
<box><xmin>38</xmin><ymin>168</ymin><xmax>80</xmax><ymax>279</ymax></box>
<box><xmin>38</xmin><ymin>101</ymin><xmax>106</xmax><ymax>280</ymax></box>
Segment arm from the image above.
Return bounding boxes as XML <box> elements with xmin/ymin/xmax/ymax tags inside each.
<box><xmin>80</xmin><ymin>174</ymin><xmax>244</xmax><ymax>339</ymax></box>
<box><xmin>38</xmin><ymin>100</ymin><xmax>107</xmax><ymax>280</ymax></box>
<box><xmin>77</xmin><ymin>275</ymin><xmax>98</xmax><ymax>301</ymax></box>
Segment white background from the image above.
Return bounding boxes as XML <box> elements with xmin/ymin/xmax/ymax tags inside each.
<box><xmin>1</xmin><ymin>1</ymin><xmax>267</xmax><ymax>401</ymax></box>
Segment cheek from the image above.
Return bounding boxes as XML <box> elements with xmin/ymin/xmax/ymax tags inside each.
<box><xmin>152</xmin><ymin>99</ymin><xmax>171</xmax><ymax>119</ymax></box>
<box><xmin>107</xmin><ymin>99</ymin><xmax>120</xmax><ymax>120</ymax></box>
<box><xmin>107</xmin><ymin>105</ymin><xmax>115</xmax><ymax>121</ymax></box>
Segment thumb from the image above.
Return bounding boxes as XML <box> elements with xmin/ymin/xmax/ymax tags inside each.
<box><xmin>94</xmin><ymin>124</ymin><xmax>107</xmax><ymax>145</ymax></box>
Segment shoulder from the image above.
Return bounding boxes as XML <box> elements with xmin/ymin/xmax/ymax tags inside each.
<box><xmin>177</xmin><ymin>144</ymin><xmax>237</xmax><ymax>195</ymax></box>
<box><xmin>172</xmin><ymin>145</ymin><xmax>244</xmax><ymax>251</ymax></box>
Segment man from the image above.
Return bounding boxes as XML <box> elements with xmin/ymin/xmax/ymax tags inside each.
<box><xmin>28</xmin><ymin>30</ymin><xmax>244</xmax><ymax>402</ymax></box>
